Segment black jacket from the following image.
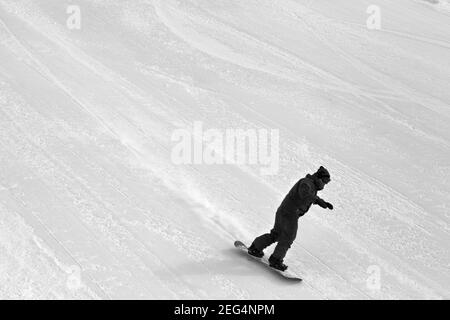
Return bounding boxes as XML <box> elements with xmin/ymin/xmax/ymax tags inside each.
<box><xmin>278</xmin><ymin>174</ymin><xmax>327</xmax><ymax>217</ymax></box>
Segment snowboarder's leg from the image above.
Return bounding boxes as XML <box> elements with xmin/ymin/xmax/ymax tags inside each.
<box><xmin>250</xmin><ymin>209</ymin><xmax>284</xmax><ymax>251</ymax></box>
<box><xmin>271</xmin><ymin>236</ymin><xmax>294</xmax><ymax>261</ymax></box>
<box><xmin>249</xmin><ymin>228</ymin><xmax>278</xmax><ymax>258</ymax></box>
<box><xmin>250</xmin><ymin>231</ymin><xmax>277</xmax><ymax>251</ymax></box>
<box><xmin>269</xmin><ymin>213</ymin><xmax>298</xmax><ymax>270</ymax></box>
<box><xmin>248</xmin><ymin>209</ymin><xmax>284</xmax><ymax>257</ymax></box>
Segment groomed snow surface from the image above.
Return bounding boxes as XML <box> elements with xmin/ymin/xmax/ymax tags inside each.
<box><xmin>0</xmin><ymin>0</ymin><xmax>449</xmax><ymax>299</ymax></box>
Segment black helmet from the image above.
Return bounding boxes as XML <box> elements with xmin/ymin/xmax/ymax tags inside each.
<box><xmin>316</xmin><ymin>166</ymin><xmax>330</xmax><ymax>180</ymax></box>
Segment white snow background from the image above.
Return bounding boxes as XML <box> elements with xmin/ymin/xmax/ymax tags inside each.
<box><xmin>0</xmin><ymin>0</ymin><xmax>449</xmax><ymax>299</ymax></box>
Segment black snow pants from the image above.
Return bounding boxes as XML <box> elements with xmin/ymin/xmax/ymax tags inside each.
<box><xmin>251</xmin><ymin>208</ymin><xmax>299</xmax><ymax>261</ymax></box>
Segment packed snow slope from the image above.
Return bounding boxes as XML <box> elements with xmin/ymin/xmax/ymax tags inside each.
<box><xmin>0</xmin><ymin>0</ymin><xmax>449</xmax><ymax>299</ymax></box>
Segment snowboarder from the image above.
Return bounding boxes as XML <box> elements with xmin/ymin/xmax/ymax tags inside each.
<box><xmin>248</xmin><ymin>166</ymin><xmax>334</xmax><ymax>271</ymax></box>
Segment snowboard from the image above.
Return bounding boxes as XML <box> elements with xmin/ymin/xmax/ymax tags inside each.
<box><xmin>234</xmin><ymin>240</ymin><xmax>302</xmax><ymax>281</ymax></box>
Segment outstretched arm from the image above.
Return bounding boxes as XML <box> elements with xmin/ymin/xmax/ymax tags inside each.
<box><xmin>314</xmin><ymin>197</ymin><xmax>334</xmax><ymax>210</ymax></box>
<box><xmin>298</xmin><ymin>182</ymin><xmax>333</xmax><ymax>210</ymax></box>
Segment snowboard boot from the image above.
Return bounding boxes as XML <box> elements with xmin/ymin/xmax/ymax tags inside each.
<box><xmin>269</xmin><ymin>255</ymin><xmax>288</xmax><ymax>271</ymax></box>
<box><xmin>248</xmin><ymin>244</ymin><xmax>264</xmax><ymax>258</ymax></box>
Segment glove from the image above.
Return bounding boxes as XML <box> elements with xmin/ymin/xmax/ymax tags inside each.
<box><xmin>316</xmin><ymin>198</ymin><xmax>334</xmax><ymax>210</ymax></box>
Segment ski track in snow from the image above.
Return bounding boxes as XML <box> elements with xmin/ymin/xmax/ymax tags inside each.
<box><xmin>0</xmin><ymin>0</ymin><xmax>449</xmax><ymax>299</ymax></box>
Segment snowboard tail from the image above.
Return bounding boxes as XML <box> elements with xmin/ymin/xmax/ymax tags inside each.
<box><xmin>234</xmin><ymin>240</ymin><xmax>302</xmax><ymax>281</ymax></box>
